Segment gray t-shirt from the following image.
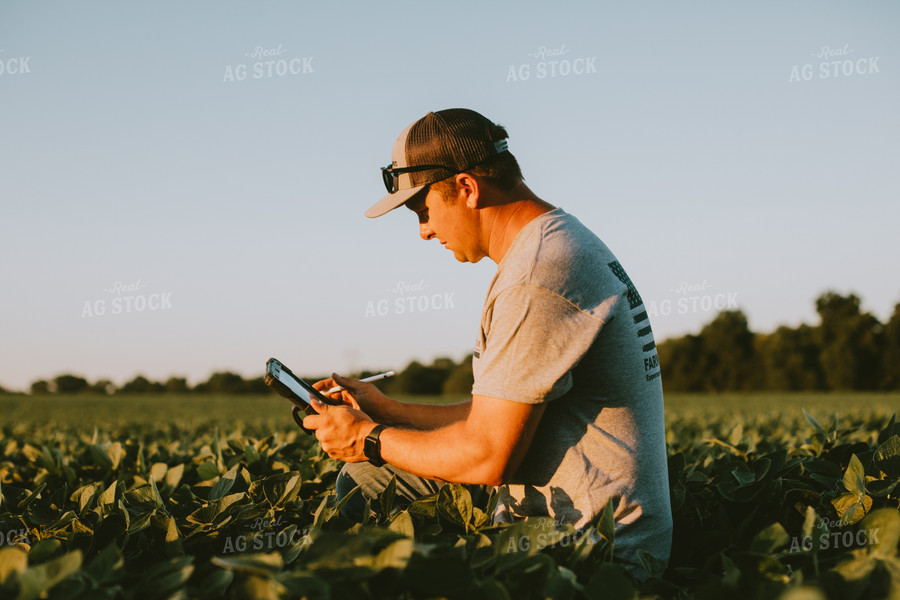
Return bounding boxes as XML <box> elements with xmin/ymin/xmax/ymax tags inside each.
<box><xmin>472</xmin><ymin>208</ymin><xmax>672</xmax><ymax>572</ymax></box>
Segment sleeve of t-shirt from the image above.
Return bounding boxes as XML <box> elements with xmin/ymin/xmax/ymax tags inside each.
<box><xmin>471</xmin><ymin>283</ymin><xmax>612</xmax><ymax>404</ymax></box>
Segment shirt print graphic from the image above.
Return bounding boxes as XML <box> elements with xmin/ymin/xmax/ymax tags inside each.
<box><xmin>607</xmin><ymin>261</ymin><xmax>661</xmax><ymax>382</ymax></box>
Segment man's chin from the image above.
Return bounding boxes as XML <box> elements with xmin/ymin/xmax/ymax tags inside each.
<box><xmin>450</xmin><ymin>249</ymin><xmax>469</xmax><ymax>263</ymax></box>
<box><xmin>451</xmin><ymin>250</ymin><xmax>484</xmax><ymax>264</ymax></box>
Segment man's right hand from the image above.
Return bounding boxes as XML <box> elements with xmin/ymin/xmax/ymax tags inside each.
<box><xmin>312</xmin><ymin>373</ymin><xmax>392</xmax><ymax>422</ymax></box>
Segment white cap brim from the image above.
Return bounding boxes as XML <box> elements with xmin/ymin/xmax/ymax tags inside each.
<box><xmin>365</xmin><ymin>184</ymin><xmax>428</xmax><ymax>218</ymax></box>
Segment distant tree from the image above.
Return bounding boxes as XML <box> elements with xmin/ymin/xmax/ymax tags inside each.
<box><xmin>165</xmin><ymin>377</ymin><xmax>190</xmax><ymax>394</ymax></box>
<box><xmin>0</xmin><ymin>383</ymin><xmax>8</xmax><ymax>395</ymax></box>
<box><xmin>815</xmin><ymin>292</ymin><xmax>884</xmax><ymax>390</ymax></box>
<box><xmin>391</xmin><ymin>360</ymin><xmax>453</xmax><ymax>395</ymax></box>
<box><xmin>30</xmin><ymin>380</ymin><xmax>51</xmax><ymax>395</ymax></box>
<box><xmin>244</xmin><ymin>376</ymin><xmax>269</xmax><ymax>394</ymax></box>
<box><xmin>53</xmin><ymin>374</ymin><xmax>89</xmax><ymax>394</ymax></box>
<box><xmin>431</xmin><ymin>357</ymin><xmax>456</xmax><ymax>371</ymax></box>
<box><xmin>205</xmin><ymin>372</ymin><xmax>249</xmax><ymax>394</ymax></box>
<box><xmin>442</xmin><ymin>355</ymin><xmax>474</xmax><ymax>395</ymax></box>
<box><xmin>883</xmin><ymin>303</ymin><xmax>900</xmax><ymax>390</ymax></box>
<box><xmin>697</xmin><ymin>310</ymin><xmax>758</xmax><ymax>391</ymax></box>
<box><xmin>756</xmin><ymin>324</ymin><xmax>825</xmax><ymax>391</ymax></box>
<box><xmin>120</xmin><ymin>375</ymin><xmax>165</xmax><ymax>394</ymax></box>
<box><xmin>658</xmin><ymin>334</ymin><xmax>705</xmax><ymax>392</ymax></box>
<box><xmin>90</xmin><ymin>379</ymin><xmax>116</xmax><ymax>395</ymax></box>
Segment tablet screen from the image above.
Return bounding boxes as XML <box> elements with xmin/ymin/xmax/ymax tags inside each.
<box><xmin>280</xmin><ymin>369</ymin><xmax>312</xmax><ymax>404</ymax></box>
<box><xmin>266</xmin><ymin>358</ymin><xmax>332</xmax><ymax>406</ymax></box>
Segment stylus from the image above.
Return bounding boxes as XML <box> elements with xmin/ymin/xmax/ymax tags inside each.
<box><xmin>323</xmin><ymin>371</ymin><xmax>395</xmax><ymax>395</ymax></box>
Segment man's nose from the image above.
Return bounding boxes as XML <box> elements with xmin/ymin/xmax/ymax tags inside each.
<box><xmin>419</xmin><ymin>222</ymin><xmax>435</xmax><ymax>240</ymax></box>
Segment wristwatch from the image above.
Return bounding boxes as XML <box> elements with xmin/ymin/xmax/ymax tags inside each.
<box><xmin>364</xmin><ymin>424</ymin><xmax>387</xmax><ymax>466</ymax></box>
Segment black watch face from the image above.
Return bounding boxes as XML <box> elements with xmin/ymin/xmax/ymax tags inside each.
<box><xmin>365</xmin><ymin>427</ymin><xmax>384</xmax><ymax>465</ymax></box>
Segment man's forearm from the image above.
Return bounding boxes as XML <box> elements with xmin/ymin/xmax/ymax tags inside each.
<box><xmin>377</xmin><ymin>422</ymin><xmax>503</xmax><ymax>486</ymax></box>
<box><xmin>379</xmin><ymin>398</ymin><xmax>471</xmax><ymax>430</ymax></box>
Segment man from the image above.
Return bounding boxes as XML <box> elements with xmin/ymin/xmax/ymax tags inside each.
<box><xmin>304</xmin><ymin>108</ymin><xmax>672</xmax><ymax>576</ymax></box>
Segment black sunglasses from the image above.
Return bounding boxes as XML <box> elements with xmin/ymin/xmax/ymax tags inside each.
<box><xmin>381</xmin><ymin>163</ymin><xmax>455</xmax><ymax>194</ymax></box>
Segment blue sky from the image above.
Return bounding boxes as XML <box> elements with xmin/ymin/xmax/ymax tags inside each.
<box><xmin>1</xmin><ymin>1</ymin><xmax>898</xmax><ymax>391</ymax></box>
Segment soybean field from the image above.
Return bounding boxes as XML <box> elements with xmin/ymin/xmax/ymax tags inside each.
<box><xmin>2</xmin><ymin>393</ymin><xmax>900</xmax><ymax>599</ymax></box>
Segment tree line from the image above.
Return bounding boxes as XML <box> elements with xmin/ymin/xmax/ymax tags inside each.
<box><xmin>658</xmin><ymin>291</ymin><xmax>900</xmax><ymax>392</ymax></box>
<box><xmin>3</xmin><ymin>291</ymin><xmax>897</xmax><ymax>397</ymax></box>
<box><xmin>6</xmin><ymin>356</ymin><xmax>475</xmax><ymax>397</ymax></box>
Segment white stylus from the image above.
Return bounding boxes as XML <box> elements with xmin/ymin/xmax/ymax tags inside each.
<box><xmin>323</xmin><ymin>371</ymin><xmax>395</xmax><ymax>395</ymax></box>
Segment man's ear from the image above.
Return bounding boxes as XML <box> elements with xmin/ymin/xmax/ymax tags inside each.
<box><xmin>455</xmin><ymin>172</ymin><xmax>481</xmax><ymax>208</ymax></box>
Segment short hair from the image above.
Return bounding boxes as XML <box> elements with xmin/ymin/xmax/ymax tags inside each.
<box><xmin>430</xmin><ymin>123</ymin><xmax>524</xmax><ymax>202</ymax></box>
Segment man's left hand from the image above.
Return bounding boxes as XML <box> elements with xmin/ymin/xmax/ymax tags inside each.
<box><xmin>302</xmin><ymin>399</ymin><xmax>378</xmax><ymax>463</ymax></box>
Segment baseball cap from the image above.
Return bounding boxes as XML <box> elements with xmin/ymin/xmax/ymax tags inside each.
<box><xmin>365</xmin><ymin>108</ymin><xmax>510</xmax><ymax>218</ymax></box>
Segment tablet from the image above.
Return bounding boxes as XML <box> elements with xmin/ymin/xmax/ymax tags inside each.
<box><xmin>264</xmin><ymin>357</ymin><xmax>341</xmax><ymax>411</ymax></box>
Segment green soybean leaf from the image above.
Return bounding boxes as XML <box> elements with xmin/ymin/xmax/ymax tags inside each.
<box><xmin>749</xmin><ymin>522</ymin><xmax>790</xmax><ymax>554</ymax></box>
<box><xmin>164</xmin><ymin>463</ymin><xmax>185</xmax><ymax>494</ymax></box>
<box><xmin>859</xmin><ymin>508</ymin><xmax>900</xmax><ymax>558</ymax></box>
<box><xmin>150</xmin><ymin>462</ymin><xmax>168</xmax><ymax>483</ymax></box>
<box><xmin>597</xmin><ymin>497</ymin><xmax>616</xmax><ymax>546</ymax></box>
<box><xmin>874</xmin><ymin>435</ymin><xmax>900</xmax><ymax>479</ymax></box>
<box><xmin>193</xmin><ymin>568</ymin><xmax>234</xmax><ymax>599</ymax></box>
<box><xmin>27</xmin><ymin>539</ymin><xmax>61</xmax><ymax>564</ymax></box>
<box><xmin>16</xmin><ymin>482</ymin><xmax>47</xmax><ymax>512</ymax></box>
<box><xmin>262</xmin><ymin>472</ymin><xmax>302</xmax><ymax>508</ymax></box>
<box><xmin>17</xmin><ymin>549</ymin><xmax>82</xmax><ymax>600</ymax></box>
<box><xmin>107</xmin><ymin>442</ymin><xmax>124</xmax><ymax>470</ymax></box>
<box><xmin>388</xmin><ymin>510</ymin><xmax>415</xmax><ymax>538</ymax></box>
<box><xmin>732</xmin><ymin>466</ymin><xmax>757</xmax><ymax>487</ymax></box>
<box><xmin>379</xmin><ymin>475</ymin><xmax>397</xmax><ymax>518</ymax></box>
<box><xmin>83</xmin><ymin>544</ymin><xmax>124</xmax><ymax>586</ymax></box>
<box><xmin>210</xmin><ymin>464</ymin><xmax>241</xmax><ymax>502</ymax></box>
<box><xmin>186</xmin><ymin>492</ymin><xmax>246</xmax><ymax>525</ymax></box>
<box><xmin>196</xmin><ymin>461</ymin><xmax>220</xmax><ymax>482</ymax></box>
<box><xmin>212</xmin><ymin>552</ymin><xmax>283</xmax><ymax>576</ymax></box>
<box><xmin>803</xmin><ymin>409</ymin><xmax>828</xmax><ymax>440</ymax></box>
<box><xmin>149</xmin><ymin>476</ymin><xmax>165</xmax><ymax>510</ymax></box>
<box><xmin>0</xmin><ymin>547</ymin><xmax>28</xmax><ymax>585</ymax></box>
<box><xmin>832</xmin><ymin>492</ymin><xmax>872</xmax><ymax>526</ymax></box>
<box><xmin>843</xmin><ymin>454</ymin><xmax>866</xmax><ymax>496</ymax></box>
<box><xmin>90</xmin><ymin>444</ymin><xmax>113</xmax><ymax>470</ymax></box>
<box><xmin>372</xmin><ymin>537</ymin><xmax>414</xmax><ymax>570</ymax></box>
<box><xmin>98</xmin><ymin>480</ymin><xmax>117</xmax><ymax>508</ymax></box>
<box><xmin>867</xmin><ymin>478</ymin><xmax>900</xmax><ymax>497</ymax></box>
<box><xmin>136</xmin><ymin>556</ymin><xmax>195</xmax><ymax>599</ymax></box>
<box><xmin>437</xmin><ymin>484</ymin><xmax>473</xmax><ymax>531</ymax></box>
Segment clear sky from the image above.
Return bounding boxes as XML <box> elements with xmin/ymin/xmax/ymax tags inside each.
<box><xmin>1</xmin><ymin>1</ymin><xmax>898</xmax><ymax>392</ymax></box>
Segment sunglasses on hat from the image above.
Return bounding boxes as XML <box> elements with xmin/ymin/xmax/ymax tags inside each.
<box><xmin>380</xmin><ymin>163</ymin><xmax>456</xmax><ymax>195</ymax></box>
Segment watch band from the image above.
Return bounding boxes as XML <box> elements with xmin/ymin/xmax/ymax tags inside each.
<box><xmin>364</xmin><ymin>424</ymin><xmax>387</xmax><ymax>466</ymax></box>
